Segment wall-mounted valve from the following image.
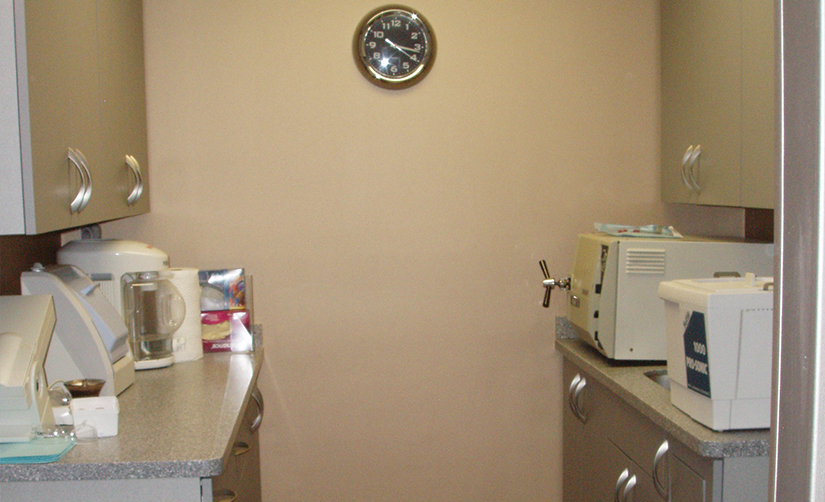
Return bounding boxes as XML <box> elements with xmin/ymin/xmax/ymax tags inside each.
<box><xmin>539</xmin><ymin>260</ymin><xmax>570</xmax><ymax>308</ymax></box>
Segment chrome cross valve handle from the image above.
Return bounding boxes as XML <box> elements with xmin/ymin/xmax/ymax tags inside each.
<box><xmin>540</xmin><ymin>260</ymin><xmax>570</xmax><ymax>308</ymax></box>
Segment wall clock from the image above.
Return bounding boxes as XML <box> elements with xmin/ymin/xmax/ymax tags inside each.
<box><xmin>353</xmin><ymin>6</ymin><xmax>436</xmax><ymax>89</ymax></box>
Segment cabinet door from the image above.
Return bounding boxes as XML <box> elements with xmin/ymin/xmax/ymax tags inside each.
<box><xmin>9</xmin><ymin>0</ymin><xmax>149</xmax><ymax>235</ymax></box>
<box><xmin>740</xmin><ymin>0</ymin><xmax>775</xmax><ymax>209</ymax></box>
<box><xmin>670</xmin><ymin>454</ymin><xmax>706</xmax><ymax>502</ymax></box>
<box><xmin>95</xmin><ymin>0</ymin><xmax>150</xmax><ymax>220</ymax></box>
<box><xmin>661</xmin><ymin>0</ymin><xmax>742</xmax><ymax>206</ymax></box>
<box><xmin>562</xmin><ymin>364</ymin><xmax>590</xmax><ymax>502</ymax></box>
<box><xmin>21</xmin><ymin>0</ymin><xmax>102</xmax><ymax>233</ymax></box>
<box><xmin>563</xmin><ymin>362</ymin><xmax>634</xmax><ymax>501</ymax></box>
<box><xmin>563</xmin><ymin>363</ymin><xmax>605</xmax><ymax>502</ymax></box>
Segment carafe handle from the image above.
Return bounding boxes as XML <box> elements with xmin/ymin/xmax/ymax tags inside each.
<box><xmin>160</xmin><ymin>292</ymin><xmax>186</xmax><ymax>332</ymax></box>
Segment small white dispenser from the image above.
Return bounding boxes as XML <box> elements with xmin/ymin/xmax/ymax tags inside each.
<box><xmin>658</xmin><ymin>273</ymin><xmax>774</xmax><ymax>431</ymax></box>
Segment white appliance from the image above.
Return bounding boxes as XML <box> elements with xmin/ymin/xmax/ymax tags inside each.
<box><xmin>658</xmin><ymin>274</ymin><xmax>773</xmax><ymax>431</ymax></box>
<box><xmin>21</xmin><ymin>264</ymin><xmax>135</xmax><ymax>396</ymax></box>
<box><xmin>566</xmin><ymin>233</ymin><xmax>774</xmax><ymax>360</ymax></box>
<box><xmin>57</xmin><ymin>239</ymin><xmax>170</xmax><ymax>317</ymax></box>
<box><xmin>0</xmin><ymin>295</ymin><xmax>56</xmax><ymax>442</ymax></box>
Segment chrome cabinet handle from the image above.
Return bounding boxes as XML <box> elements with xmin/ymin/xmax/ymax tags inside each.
<box><xmin>568</xmin><ymin>373</ymin><xmax>587</xmax><ymax>423</ymax></box>
<box><xmin>615</xmin><ymin>468</ymin><xmax>630</xmax><ymax>502</ymax></box>
<box><xmin>614</xmin><ymin>468</ymin><xmax>637</xmax><ymax>502</ymax></box>
<box><xmin>250</xmin><ymin>387</ymin><xmax>264</xmax><ymax>433</ymax></box>
<box><xmin>213</xmin><ymin>488</ymin><xmax>237</xmax><ymax>502</ymax></box>
<box><xmin>68</xmin><ymin>148</ymin><xmax>91</xmax><ymax>213</ymax></box>
<box><xmin>687</xmin><ymin>144</ymin><xmax>702</xmax><ymax>192</ymax></box>
<box><xmin>124</xmin><ymin>154</ymin><xmax>143</xmax><ymax>205</ymax></box>
<box><xmin>681</xmin><ymin>146</ymin><xmax>694</xmax><ymax>189</ymax></box>
<box><xmin>653</xmin><ymin>440</ymin><xmax>669</xmax><ymax>499</ymax></box>
<box><xmin>68</xmin><ymin>149</ymin><xmax>85</xmax><ymax>213</ymax></box>
<box><xmin>76</xmin><ymin>149</ymin><xmax>92</xmax><ymax>211</ymax></box>
<box><xmin>622</xmin><ymin>474</ymin><xmax>637</xmax><ymax>502</ymax></box>
<box><xmin>232</xmin><ymin>441</ymin><xmax>250</xmax><ymax>457</ymax></box>
<box><xmin>680</xmin><ymin>145</ymin><xmax>702</xmax><ymax>193</ymax></box>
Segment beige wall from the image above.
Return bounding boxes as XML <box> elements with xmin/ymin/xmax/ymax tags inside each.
<box><xmin>102</xmin><ymin>1</ymin><xmax>744</xmax><ymax>500</ymax></box>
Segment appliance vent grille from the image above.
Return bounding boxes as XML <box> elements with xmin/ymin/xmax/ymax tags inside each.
<box><xmin>625</xmin><ymin>249</ymin><xmax>666</xmax><ymax>274</ymax></box>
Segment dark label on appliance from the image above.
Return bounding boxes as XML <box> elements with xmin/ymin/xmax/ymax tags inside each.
<box><xmin>598</xmin><ymin>245</ymin><xmax>608</xmax><ymax>293</ymax></box>
<box><xmin>683</xmin><ymin>311</ymin><xmax>711</xmax><ymax>397</ymax></box>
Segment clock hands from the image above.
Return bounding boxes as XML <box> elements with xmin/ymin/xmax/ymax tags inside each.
<box><xmin>385</xmin><ymin>38</ymin><xmax>420</xmax><ymax>60</ymax></box>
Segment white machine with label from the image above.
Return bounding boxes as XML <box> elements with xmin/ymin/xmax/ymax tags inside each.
<box><xmin>659</xmin><ymin>274</ymin><xmax>774</xmax><ymax>431</ymax></box>
<box><xmin>564</xmin><ymin>233</ymin><xmax>773</xmax><ymax>360</ymax></box>
<box><xmin>21</xmin><ymin>264</ymin><xmax>135</xmax><ymax>396</ymax></box>
<box><xmin>0</xmin><ymin>295</ymin><xmax>56</xmax><ymax>442</ymax></box>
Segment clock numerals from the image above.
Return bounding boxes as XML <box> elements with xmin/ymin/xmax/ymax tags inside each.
<box><xmin>355</xmin><ymin>7</ymin><xmax>435</xmax><ymax>89</ymax></box>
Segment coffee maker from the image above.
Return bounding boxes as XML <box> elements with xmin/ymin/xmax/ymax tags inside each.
<box><xmin>57</xmin><ymin>239</ymin><xmax>170</xmax><ymax>318</ymax></box>
<box><xmin>57</xmin><ymin>239</ymin><xmax>182</xmax><ymax>369</ymax></box>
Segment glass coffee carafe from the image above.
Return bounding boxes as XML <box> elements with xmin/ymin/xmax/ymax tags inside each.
<box><xmin>122</xmin><ymin>271</ymin><xmax>185</xmax><ymax>370</ymax></box>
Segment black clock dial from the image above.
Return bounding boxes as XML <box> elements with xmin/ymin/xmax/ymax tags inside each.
<box><xmin>355</xmin><ymin>7</ymin><xmax>435</xmax><ymax>89</ymax></box>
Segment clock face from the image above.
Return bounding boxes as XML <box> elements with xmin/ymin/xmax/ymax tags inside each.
<box><xmin>355</xmin><ymin>7</ymin><xmax>435</xmax><ymax>89</ymax></box>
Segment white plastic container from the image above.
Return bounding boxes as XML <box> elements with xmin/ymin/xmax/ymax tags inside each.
<box><xmin>658</xmin><ymin>273</ymin><xmax>773</xmax><ymax>431</ymax></box>
<box><xmin>70</xmin><ymin>396</ymin><xmax>119</xmax><ymax>437</ymax></box>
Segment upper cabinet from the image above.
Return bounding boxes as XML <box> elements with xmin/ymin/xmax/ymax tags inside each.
<box><xmin>661</xmin><ymin>0</ymin><xmax>775</xmax><ymax>209</ymax></box>
<box><xmin>0</xmin><ymin>0</ymin><xmax>149</xmax><ymax>236</ymax></box>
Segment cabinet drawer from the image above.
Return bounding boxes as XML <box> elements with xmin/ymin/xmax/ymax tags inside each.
<box><xmin>605</xmin><ymin>393</ymin><xmax>667</xmax><ymax>479</ymax></box>
<box><xmin>605</xmin><ymin>440</ymin><xmax>662</xmax><ymax>502</ymax></box>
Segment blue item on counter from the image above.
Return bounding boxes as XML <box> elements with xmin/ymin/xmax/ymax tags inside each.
<box><xmin>0</xmin><ymin>435</ymin><xmax>75</xmax><ymax>464</ymax></box>
<box><xmin>595</xmin><ymin>222</ymin><xmax>683</xmax><ymax>238</ymax></box>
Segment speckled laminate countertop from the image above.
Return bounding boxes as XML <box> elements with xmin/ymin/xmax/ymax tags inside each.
<box><xmin>0</xmin><ymin>349</ymin><xmax>264</xmax><ymax>483</ymax></box>
<box><xmin>555</xmin><ymin>320</ymin><xmax>769</xmax><ymax>458</ymax></box>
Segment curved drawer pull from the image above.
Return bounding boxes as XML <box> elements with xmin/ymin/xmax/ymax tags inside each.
<box><xmin>213</xmin><ymin>488</ymin><xmax>237</xmax><ymax>502</ymax></box>
<box><xmin>75</xmin><ymin>148</ymin><xmax>92</xmax><ymax>211</ymax></box>
<box><xmin>68</xmin><ymin>149</ymin><xmax>85</xmax><ymax>213</ymax></box>
<box><xmin>125</xmin><ymin>155</ymin><xmax>143</xmax><ymax>205</ymax></box>
<box><xmin>622</xmin><ymin>474</ymin><xmax>637</xmax><ymax>502</ymax></box>
<box><xmin>232</xmin><ymin>441</ymin><xmax>250</xmax><ymax>457</ymax></box>
<box><xmin>68</xmin><ymin>148</ymin><xmax>91</xmax><ymax>213</ymax></box>
<box><xmin>614</xmin><ymin>468</ymin><xmax>630</xmax><ymax>502</ymax></box>
<box><xmin>680</xmin><ymin>145</ymin><xmax>702</xmax><ymax>193</ymax></box>
<box><xmin>250</xmin><ymin>386</ymin><xmax>264</xmax><ymax>433</ymax></box>
<box><xmin>681</xmin><ymin>145</ymin><xmax>694</xmax><ymax>190</ymax></box>
<box><xmin>653</xmin><ymin>440</ymin><xmax>669</xmax><ymax>499</ymax></box>
<box><xmin>568</xmin><ymin>374</ymin><xmax>587</xmax><ymax>423</ymax></box>
<box><xmin>687</xmin><ymin>144</ymin><xmax>702</xmax><ymax>192</ymax></box>
<box><xmin>567</xmin><ymin>374</ymin><xmax>581</xmax><ymax>420</ymax></box>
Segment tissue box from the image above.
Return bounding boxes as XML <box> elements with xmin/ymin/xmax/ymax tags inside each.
<box><xmin>658</xmin><ymin>274</ymin><xmax>773</xmax><ymax>431</ymax></box>
<box><xmin>69</xmin><ymin>397</ymin><xmax>119</xmax><ymax>437</ymax></box>
<box><xmin>198</xmin><ymin>269</ymin><xmax>246</xmax><ymax>311</ymax></box>
<box><xmin>201</xmin><ymin>310</ymin><xmax>253</xmax><ymax>353</ymax></box>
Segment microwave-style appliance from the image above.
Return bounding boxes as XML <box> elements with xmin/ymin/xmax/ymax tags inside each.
<box><xmin>566</xmin><ymin>233</ymin><xmax>774</xmax><ymax>361</ymax></box>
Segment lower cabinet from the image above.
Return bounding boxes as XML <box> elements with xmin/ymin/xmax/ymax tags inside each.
<box><xmin>0</xmin><ymin>387</ymin><xmax>264</xmax><ymax>502</ymax></box>
<box><xmin>208</xmin><ymin>386</ymin><xmax>264</xmax><ymax>502</ymax></box>
<box><xmin>562</xmin><ymin>360</ymin><xmax>767</xmax><ymax>502</ymax></box>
